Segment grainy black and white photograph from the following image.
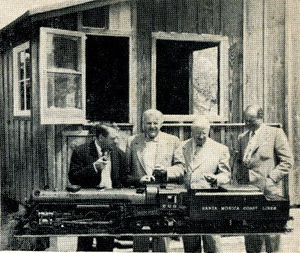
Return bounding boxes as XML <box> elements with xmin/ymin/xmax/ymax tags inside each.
<box><xmin>0</xmin><ymin>0</ymin><xmax>300</xmax><ymax>252</ymax></box>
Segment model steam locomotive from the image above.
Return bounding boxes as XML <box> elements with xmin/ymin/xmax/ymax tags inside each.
<box><xmin>15</xmin><ymin>183</ymin><xmax>290</xmax><ymax>236</ymax></box>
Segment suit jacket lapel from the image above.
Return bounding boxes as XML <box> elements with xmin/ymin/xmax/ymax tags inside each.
<box><xmin>183</xmin><ymin>140</ymin><xmax>193</xmax><ymax>171</ymax></box>
<box><xmin>89</xmin><ymin>141</ymin><xmax>99</xmax><ymax>160</ymax></box>
<box><xmin>135</xmin><ymin>136</ymin><xmax>148</xmax><ymax>174</ymax></box>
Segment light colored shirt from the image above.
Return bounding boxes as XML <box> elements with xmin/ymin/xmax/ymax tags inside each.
<box><xmin>94</xmin><ymin>140</ymin><xmax>112</xmax><ymax>189</ymax></box>
<box><xmin>143</xmin><ymin>138</ymin><xmax>158</xmax><ymax>176</ymax></box>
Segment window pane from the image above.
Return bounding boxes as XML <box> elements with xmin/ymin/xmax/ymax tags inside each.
<box><xmin>19</xmin><ymin>81</ymin><xmax>25</xmax><ymax>110</ymax></box>
<box><xmin>192</xmin><ymin>47</ymin><xmax>219</xmax><ymax>116</ymax></box>
<box><xmin>47</xmin><ymin>73</ymin><xmax>82</xmax><ymax>109</ymax></box>
<box><xmin>18</xmin><ymin>51</ymin><xmax>25</xmax><ymax>80</ymax></box>
<box><xmin>25</xmin><ymin>80</ymin><xmax>31</xmax><ymax>110</ymax></box>
<box><xmin>25</xmin><ymin>48</ymin><xmax>31</xmax><ymax>79</ymax></box>
<box><xmin>47</xmin><ymin>34</ymin><xmax>80</xmax><ymax>71</ymax></box>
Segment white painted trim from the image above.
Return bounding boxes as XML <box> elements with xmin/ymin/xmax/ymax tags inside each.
<box><xmin>13</xmin><ymin>41</ymin><xmax>31</xmax><ymax>117</ymax></box>
<box><xmin>39</xmin><ymin>27</ymin><xmax>86</xmax><ymax>125</ymax></box>
<box><xmin>151</xmin><ymin>32</ymin><xmax>229</xmax><ymax>122</ymax></box>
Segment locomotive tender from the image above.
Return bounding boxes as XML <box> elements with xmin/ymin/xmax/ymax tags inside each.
<box><xmin>15</xmin><ymin>183</ymin><xmax>290</xmax><ymax>236</ymax></box>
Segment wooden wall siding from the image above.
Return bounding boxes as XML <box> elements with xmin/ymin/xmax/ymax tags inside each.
<box><xmin>135</xmin><ymin>0</ymin><xmax>243</xmax><ymax>128</ymax></box>
<box><xmin>285</xmin><ymin>0</ymin><xmax>300</xmax><ymax>205</ymax></box>
<box><xmin>0</xmin><ymin>54</ymin><xmax>4</xmax><ymax>196</ymax></box>
<box><xmin>263</xmin><ymin>0</ymin><xmax>285</xmax><ymax>124</ymax></box>
<box><xmin>244</xmin><ymin>0</ymin><xmax>285</xmax><ymax>123</ymax></box>
<box><xmin>0</xmin><ymin>51</ymin><xmax>34</xmax><ymax>203</ymax></box>
<box><xmin>243</xmin><ymin>0</ymin><xmax>264</xmax><ymax>109</ymax></box>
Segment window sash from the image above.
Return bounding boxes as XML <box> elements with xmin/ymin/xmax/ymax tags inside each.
<box><xmin>13</xmin><ymin>41</ymin><xmax>31</xmax><ymax>117</ymax></box>
<box><xmin>39</xmin><ymin>27</ymin><xmax>86</xmax><ymax>125</ymax></box>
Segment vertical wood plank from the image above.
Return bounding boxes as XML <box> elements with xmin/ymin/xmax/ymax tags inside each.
<box><xmin>285</xmin><ymin>0</ymin><xmax>300</xmax><ymax>204</ymax></box>
<box><xmin>165</xmin><ymin>0</ymin><xmax>178</xmax><ymax>32</ymax></box>
<box><xmin>14</xmin><ymin>120</ymin><xmax>20</xmax><ymax>201</ymax></box>
<box><xmin>55</xmin><ymin>126</ymin><xmax>63</xmax><ymax>190</ymax></box>
<box><xmin>263</xmin><ymin>0</ymin><xmax>285</xmax><ymax>123</ymax></box>
<box><xmin>61</xmin><ymin>134</ymin><xmax>68</xmax><ymax>189</ymax></box>
<box><xmin>19</xmin><ymin>121</ymin><xmax>26</xmax><ymax>203</ymax></box>
<box><xmin>153</xmin><ymin>0</ymin><xmax>166</xmax><ymax>32</ymax></box>
<box><xmin>31</xmin><ymin>38</ymin><xmax>40</xmax><ymax>190</ymax></box>
<box><xmin>243</xmin><ymin>0</ymin><xmax>264</xmax><ymax>109</ymax></box>
<box><xmin>185</xmin><ymin>0</ymin><xmax>198</xmax><ymax>33</ymax></box>
<box><xmin>220</xmin><ymin>0</ymin><xmax>243</xmax><ymax>122</ymax></box>
<box><xmin>0</xmin><ymin>53</ymin><xmax>7</xmax><ymax>196</ymax></box>
<box><xmin>212</xmin><ymin>0</ymin><xmax>221</xmax><ymax>34</ymax></box>
<box><xmin>8</xmin><ymin>51</ymin><xmax>16</xmax><ymax>200</ymax></box>
<box><xmin>136</xmin><ymin>0</ymin><xmax>153</xmax><ymax>130</ymax></box>
<box><xmin>25</xmin><ymin>120</ymin><xmax>33</xmax><ymax>199</ymax></box>
<box><xmin>47</xmin><ymin>125</ymin><xmax>56</xmax><ymax>189</ymax></box>
<box><xmin>3</xmin><ymin>53</ymin><xmax>12</xmax><ymax>198</ymax></box>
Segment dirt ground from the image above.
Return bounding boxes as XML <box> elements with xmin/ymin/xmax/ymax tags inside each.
<box><xmin>1</xmin><ymin>208</ymin><xmax>299</xmax><ymax>252</ymax></box>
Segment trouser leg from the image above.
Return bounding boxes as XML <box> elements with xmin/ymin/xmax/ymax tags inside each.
<box><xmin>96</xmin><ymin>237</ymin><xmax>115</xmax><ymax>251</ymax></box>
<box><xmin>152</xmin><ymin>237</ymin><xmax>168</xmax><ymax>252</ymax></box>
<box><xmin>77</xmin><ymin>237</ymin><xmax>93</xmax><ymax>251</ymax></box>
<box><xmin>265</xmin><ymin>234</ymin><xmax>280</xmax><ymax>253</ymax></box>
<box><xmin>183</xmin><ymin>236</ymin><xmax>202</xmax><ymax>253</ymax></box>
<box><xmin>244</xmin><ymin>235</ymin><xmax>264</xmax><ymax>253</ymax></box>
<box><xmin>133</xmin><ymin>236</ymin><xmax>151</xmax><ymax>252</ymax></box>
<box><xmin>202</xmin><ymin>235</ymin><xmax>217</xmax><ymax>253</ymax></box>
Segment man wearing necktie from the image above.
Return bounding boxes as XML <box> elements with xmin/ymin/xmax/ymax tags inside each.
<box><xmin>125</xmin><ymin>109</ymin><xmax>185</xmax><ymax>252</ymax></box>
<box><xmin>181</xmin><ymin>116</ymin><xmax>231</xmax><ymax>253</ymax></box>
<box><xmin>233</xmin><ymin>105</ymin><xmax>293</xmax><ymax>253</ymax></box>
<box><xmin>69</xmin><ymin>124</ymin><xmax>126</xmax><ymax>251</ymax></box>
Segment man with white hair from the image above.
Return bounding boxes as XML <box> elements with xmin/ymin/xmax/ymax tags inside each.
<box><xmin>181</xmin><ymin>115</ymin><xmax>231</xmax><ymax>253</ymax></box>
<box><xmin>125</xmin><ymin>109</ymin><xmax>185</xmax><ymax>252</ymax></box>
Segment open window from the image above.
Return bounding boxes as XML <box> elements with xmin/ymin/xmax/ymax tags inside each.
<box><xmin>39</xmin><ymin>27</ymin><xmax>86</xmax><ymax>124</ymax></box>
<box><xmin>152</xmin><ymin>33</ymin><xmax>229</xmax><ymax>122</ymax></box>
<box><xmin>13</xmin><ymin>41</ymin><xmax>31</xmax><ymax>117</ymax></box>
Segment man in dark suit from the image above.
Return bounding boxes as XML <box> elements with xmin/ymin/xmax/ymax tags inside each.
<box><xmin>69</xmin><ymin>124</ymin><xmax>126</xmax><ymax>251</ymax></box>
<box><xmin>234</xmin><ymin>105</ymin><xmax>293</xmax><ymax>253</ymax></box>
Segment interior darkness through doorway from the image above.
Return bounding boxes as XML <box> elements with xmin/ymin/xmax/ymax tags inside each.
<box><xmin>86</xmin><ymin>35</ymin><xmax>129</xmax><ymax>122</ymax></box>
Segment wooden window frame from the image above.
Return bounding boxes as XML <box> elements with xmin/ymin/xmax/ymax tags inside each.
<box><xmin>151</xmin><ymin>32</ymin><xmax>229</xmax><ymax>122</ymax></box>
<box><xmin>13</xmin><ymin>41</ymin><xmax>31</xmax><ymax>117</ymax></box>
<box><xmin>39</xmin><ymin>27</ymin><xmax>86</xmax><ymax>125</ymax></box>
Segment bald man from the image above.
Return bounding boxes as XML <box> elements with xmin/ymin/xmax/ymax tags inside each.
<box><xmin>234</xmin><ymin>105</ymin><xmax>293</xmax><ymax>253</ymax></box>
<box><xmin>181</xmin><ymin>116</ymin><xmax>231</xmax><ymax>253</ymax></box>
<box><xmin>125</xmin><ymin>109</ymin><xmax>185</xmax><ymax>252</ymax></box>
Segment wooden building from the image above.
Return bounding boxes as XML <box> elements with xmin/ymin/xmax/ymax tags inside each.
<box><xmin>0</xmin><ymin>0</ymin><xmax>299</xmax><ymax>205</ymax></box>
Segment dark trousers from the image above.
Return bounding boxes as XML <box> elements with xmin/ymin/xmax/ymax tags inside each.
<box><xmin>244</xmin><ymin>235</ymin><xmax>280</xmax><ymax>253</ymax></box>
<box><xmin>183</xmin><ymin>235</ymin><xmax>217</xmax><ymax>253</ymax></box>
<box><xmin>133</xmin><ymin>237</ymin><xmax>168</xmax><ymax>252</ymax></box>
<box><xmin>77</xmin><ymin>237</ymin><xmax>114</xmax><ymax>251</ymax></box>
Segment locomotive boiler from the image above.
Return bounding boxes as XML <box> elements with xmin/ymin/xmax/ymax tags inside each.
<box><xmin>15</xmin><ymin>184</ymin><xmax>291</xmax><ymax>236</ymax></box>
